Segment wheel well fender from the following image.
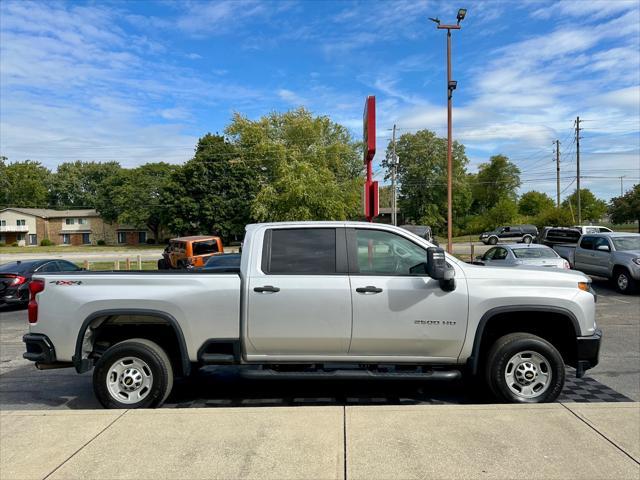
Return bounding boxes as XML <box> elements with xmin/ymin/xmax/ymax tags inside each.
<box><xmin>73</xmin><ymin>308</ymin><xmax>190</xmax><ymax>376</ymax></box>
<box><xmin>468</xmin><ymin>306</ymin><xmax>580</xmax><ymax>375</ymax></box>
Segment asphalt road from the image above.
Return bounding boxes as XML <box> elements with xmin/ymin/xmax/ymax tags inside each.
<box><xmin>0</xmin><ymin>278</ymin><xmax>637</xmax><ymax>410</ymax></box>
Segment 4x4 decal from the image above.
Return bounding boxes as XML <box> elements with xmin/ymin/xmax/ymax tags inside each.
<box><xmin>49</xmin><ymin>280</ymin><xmax>83</xmax><ymax>286</ymax></box>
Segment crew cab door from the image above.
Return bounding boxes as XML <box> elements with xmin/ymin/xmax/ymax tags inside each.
<box><xmin>347</xmin><ymin>228</ymin><xmax>468</xmax><ymax>360</ymax></box>
<box><xmin>574</xmin><ymin>236</ymin><xmax>596</xmax><ymax>273</ymax></box>
<box><xmin>245</xmin><ymin>227</ymin><xmax>352</xmax><ymax>356</ymax></box>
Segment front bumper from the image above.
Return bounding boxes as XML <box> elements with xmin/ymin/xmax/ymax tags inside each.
<box><xmin>575</xmin><ymin>328</ymin><xmax>602</xmax><ymax>378</ymax></box>
<box><xmin>23</xmin><ymin>333</ymin><xmax>56</xmax><ymax>364</ymax></box>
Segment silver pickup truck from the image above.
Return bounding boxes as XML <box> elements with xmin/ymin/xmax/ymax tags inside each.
<box><xmin>553</xmin><ymin>232</ymin><xmax>640</xmax><ymax>294</ymax></box>
<box><xmin>23</xmin><ymin>222</ymin><xmax>601</xmax><ymax>408</ymax></box>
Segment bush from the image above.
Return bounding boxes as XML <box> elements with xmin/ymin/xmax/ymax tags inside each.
<box><xmin>0</xmin><ymin>242</ymin><xmax>6</xmax><ymax>247</ymax></box>
<box><xmin>146</xmin><ymin>238</ymin><xmax>156</xmax><ymax>245</ymax></box>
<box><xmin>534</xmin><ymin>207</ymin><xmax>573</xmax><ymax>229</ymax></box>
<box><xmin>40</xmin><ymin>238</ymin><xmax>55</xmax><ymax>246</ymax></box>
<box><xmin>97</xmin><ymin>239</ymin><xmax>106</xmax><ymax>246</ymax></box>
<box><xmin>11</xmin><ymin>242</ymin><xmax>19</xmax><ymax>247</ymax></box>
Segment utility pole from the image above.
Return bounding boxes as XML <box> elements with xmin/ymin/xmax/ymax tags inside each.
<box><xmin>620</xmin><ymin>176</ymin><xmax>625</xmax><ymax>196</ymax></box>
<box><xmin>555</xmin><ymin>139</ymin><xmax>560</xmax><ymax>208</ymax></box>
<box><xmin>430</xmin><ymin>8</ymin><xmax>466</xmax><ymax>254</ymax></box>
<box><xmin>575</xmin><ymin>116</ymin><xmax>581</xmax><ymax>225</ymax></box>
<box><xmin>391</xmin><ymin>124</ymin><xmax>398</xmax><ymax>226</ymax></box>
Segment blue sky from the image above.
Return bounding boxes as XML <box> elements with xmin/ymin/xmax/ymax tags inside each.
<box><xmin>1</xmin><ymin>0</ymin><xmax>638</xmax><ymax>202</ymax></box>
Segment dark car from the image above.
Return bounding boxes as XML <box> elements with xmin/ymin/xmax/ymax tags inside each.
<box><xmin>399</xmin><ymin>225</ymin><xmax>436</xmax><ymax>244</ymax></box>
<box><xmin>0</xmin><ymin>260</ymin><xmax>81</xmax><ymax>306</ymax></box>
<box><xmin>189</xmin><ymin>253</ymin><xmax>241</xmax><ymax>273</ymax></box>
<box><xmin>479</xmin><ymin>224</ymin><xmax>538</xmax><ymax>245</ymax></box>
<box><xmin>538</xmin><ymin>226</ymin><xmax>582</xmax><ymax>246</ymax></box>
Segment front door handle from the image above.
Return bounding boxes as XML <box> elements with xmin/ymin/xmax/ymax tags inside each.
<box><xmin>254</xmin><ymin>285</ymin><xmax>280</xmax><ymax>293</ymax></box>
<box><xmin>356</xmin><ymin>286</ymin><xmax>383</xmax><ymax>294</ymax></box>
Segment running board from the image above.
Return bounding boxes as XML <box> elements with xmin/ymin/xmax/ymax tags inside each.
<box><xmin>240</xmin><ymin>369</ymin><xmax>461</xmax><ymax>381</ymax></box>
<box><xmin>200</xmin><ymin>353</ymin><xmax>235</xmax><ymax>365</ymax></box>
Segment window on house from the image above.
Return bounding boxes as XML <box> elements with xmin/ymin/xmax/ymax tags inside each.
<box><xmin>0</xmin><ymin>220</ymin><xmax>6</xmax><ymax>226</ymax></box>
<box><xmin>65</xmin><ymin>218</ymin><xmax>75</xmax><ymax>225</ymax></box>
<box><xmin>138</xmin><ymin>231</ymin><xmax>147</xmax><ymax>244</ymax></box>
<box><xmin>117</xmin><ymin>232</ymin><xmax>127</xmax><ymax>244</ymax></box>
<box><xmin>17</xmin><ymin>219</ymin><xmax>26</xmax><ymax>226</ymax></box>
<box><xmin>62</xmin><ymin>234</ymin><xmax>70</xmax><ymax>245</ymax></box>
<box><xmin>29</xmin><ymin>234</ymin><xmax>37</xmax><ymax>246</ymax></box>
<box><xmin>82</xmin><ymin>233</ymin><xmax>91</xmax><ymax>245</ymax></box>
<box><xmin>78</xmin><ymin>218</ymin><xmax>87</xmax><ymax>225</ymax></box>
<box><xmin>17</xmin><ymin>233</ymin><xmax>25</xmax><ymax>241</ymax></box>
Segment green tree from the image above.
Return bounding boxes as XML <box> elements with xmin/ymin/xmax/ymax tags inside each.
<box><xmin>378</xmin><ymin>185</ymin><xmax>392</xmax><ymax>209</ymax></box>
<box><xmin>519</xmin><ymin>190</ymin><xmax>555</xmax><ymax>216</ymax></box>
<box><xmin>49</xmin><ymin>161</ymin><xmax>122</xmax><ymax>207</ymax></box>
<box><xmin>562</xmin><ymin>188</ymin><xmax>608</xmax><ymax>222</ymax></box>
<box><xmin>101</xmin><ymin>163</ymin><xmax>177</xmax><ymax>242</ymax></box>
<box><xmin>0</xmin><ymin>157</ymin><xmax>9</xmax><ymax>207</ymax></box>
<box><xmin>3</xmin><ymin>160</ymin><xmax>51</xmax><ymax>207</ymax></box>
<box><xmin>471</xmin><ymin>154</ymin><xmax>521</xmax><ymax>213</ymax></box>
<box><xmin>484</xmin><ymin>198</ymin><xmax>519</xmax><ymax>231</ymax></box>
<box><xmin>534</xmin><ymin>207</ymin><xmax>574</xmax><ymax>228</ymax></box>
<box><xmin>382</xmin><ymin>130</ymin><xmax>471</xmax><ymax>231</ymax></box>
<box><xmin>225</xmin><ymin>108</ymin><xmax>362</xmax><ymax>221</ymax></box>
<box><xmin>164</xmin><ymin>134</ymin><xmax>259</xmax><ymax>239</ymax></box>
<box><xmin>609</xmin><ymin>184</ymin><xmax>640</xmax><ymax>232</ymax></box>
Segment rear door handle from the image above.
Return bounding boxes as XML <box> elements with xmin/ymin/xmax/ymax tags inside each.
<box><xmin>254</xmin><ymin>285</ymin><xmax>280</xmax><ymax>293</ymax></box>
<box><xmin>356</xmin><ymin>286</ymin><xmax>383</xmax><ymax>294</ymax></box>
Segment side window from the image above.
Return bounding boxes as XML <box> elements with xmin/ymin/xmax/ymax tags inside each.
<box><xmin>580</xmin><ymin>236</ymin><xmax>595</xmax><ymax>250</ymax></box>
<box><xmin>493</xmin><ymin>248</ymin><xmax>508</xmax><ymax>260</ymax></box>
<box><xmin>38</xmin><ymin>262</ymin><xmax>59</xmax><ymax>272</ymax></box>
<box><xmin>483</xmin><ymin>248</ymin><xmax>496</xmax><ymax>260</ymax></box>
<box><xmin>599</xmin><ymin>227</ymin><xmax>612</xmax><ymax>233</ymax></box>
<box><xmin>193</xmin><ymin>240</ymin><xmax>219</xmax><ymax>255</ymax></box>
<box><xmin>265</xmin><ymin>228</ymin><xmax>336</xmax><ymax>274</ymax></box>
<box><xmin>594</xmin><ymin>237</ymin><xmax>610</xmax><ymax>251</ymax></box>
<box><xmin>353</xmin><ymin>229</ymin><xmax>427</xmax><ymax>275</ymax></box>
<box><xmin>57</xmin><ymin>261</ymin><xmax>79</xmax><ymax>271</ymax></box>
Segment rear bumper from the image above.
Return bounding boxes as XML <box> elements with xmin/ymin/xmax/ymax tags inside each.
<box><xmin>23</xmin><ymin>333</ymin><xmax>56</xmax><ymax>364</ymax></box>
<box><xmin>575</xmin><ymin>328</ymin><xmax>602</xmax><ymax>378</ymax></box>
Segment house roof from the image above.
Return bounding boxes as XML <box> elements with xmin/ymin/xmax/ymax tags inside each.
<box><xmin>0</xmin><ymin>207</ymin><xmax>99</xmax><ymax>219</ymax></box>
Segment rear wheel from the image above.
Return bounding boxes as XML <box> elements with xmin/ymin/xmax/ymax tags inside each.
<box><xmin>93</xmin><ymin>338</ymin><xmax>173</xmax><ymax>409</ymax></box>
<box><xmin>522</xmin><ymin>235</ymin><xmax>533</xmax><ymax>244</ymax></box>
<box><xmin>157</xmin><ymin>258</ymin><xmax>169</xmax><ymax>270</ymax></box>
<box><xmin>485</xmin><ymin>333</ymin><xmax>564</xmax><ymax>403</ymax></box>
<box><xmin>488</xmin><ymin>236</ymin><xmax>498</xmax><ymax>245</ymax></box>
<box><xmin>614</xmin><ymin>267</ymin><xmax>638</xmax><ymax>294</ymax></box>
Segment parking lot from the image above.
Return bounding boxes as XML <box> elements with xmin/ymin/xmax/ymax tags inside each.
<box><xmin>0</xmin><ymin>278</ymin><xmax>637</xmax><ymax>410</ymax></box>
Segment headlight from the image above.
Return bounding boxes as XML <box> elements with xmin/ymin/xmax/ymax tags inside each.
<box><xmin>633</xmin><ymin>258</ymin><xmax>640</xmax><ymax>266</ymax></box>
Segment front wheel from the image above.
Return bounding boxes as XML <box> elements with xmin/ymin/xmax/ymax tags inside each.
<box><xmin>485</xmin><ymin>333</ymin><xmax>565</xmax><ymax>403</ymax></box>
<box><xmin>93</xmin><ymin>338</ymin><xmax>174</xmax><ymax>409</ymax></box>
<box><xmin>614</xmin><ymin>268</ymin><xmax>638</xmax><ymax>294</ymax></box>
<box><xmin>488</xmin><ymin>236</ymin><xmax>498</xmax><ymax>245</ymax></box>
<box><xmin>522</xmin><ymin>235</ymin><xmax>533</xmax><ymax>244</ymax></box>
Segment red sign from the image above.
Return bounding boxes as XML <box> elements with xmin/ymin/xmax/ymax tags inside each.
<box><xmin>363</xmin><ymin>96</ymin><xmax>376</xmax><ymax>164</ymax></box>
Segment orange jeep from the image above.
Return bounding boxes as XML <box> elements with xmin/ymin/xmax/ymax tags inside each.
<box><xmin>158</xmin><ymin>236</ymin><xmax>224</xmax><ymax>269</ymax></box>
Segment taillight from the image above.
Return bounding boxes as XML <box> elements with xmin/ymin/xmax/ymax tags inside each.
<box><xmin>4</xmin><ymin>275</ymin><xmax>27</xmax><ymax>286</ymax></box>
<box><xmin>28</xmin><ymin>279</ymin><xmax>45</xmax><ymax>324</ymax></box>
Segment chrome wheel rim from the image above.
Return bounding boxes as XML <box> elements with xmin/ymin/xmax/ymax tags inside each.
<box><xmin>106</xmin><ymin>356</ymin><xmax>153</xmax><ymax>404</ymax></box>
<box><xmin>617</xmin><ymin>273</ymin><xmax>628</xmax><ymax>291</ymax></box>
<box><xmin>504</xmin><ymin>350</ymin><xmax>552</xmax><ymax>399</ymax></box>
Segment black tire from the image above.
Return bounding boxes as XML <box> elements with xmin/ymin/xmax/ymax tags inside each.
<box><xmin>488</xmin><ymin>236</ymin><xmax>498</xmax><ymax>245</ymax></box>
<box><xmin>93</xmin><ymin>338</ymin><xmax>174</xmax><ymax>409</ymax></box>
<box><xmin>157</xmin><ymin>258</ymin><xmax>169</xmax><ymax>270</ymax></box>
<box><xmin>485</xmin><ymin>333</ymin><xmax>565</xmax><ymax>403</ymax></box>
<box><xmin>613</xmin><ymin>267</ymin><xmax>638</xmax><ymax>295</ymax></box>
<box><xmin>522</xmin><ymin>235</ymin><xmax>533</xmax><ymax>244</ymax></box>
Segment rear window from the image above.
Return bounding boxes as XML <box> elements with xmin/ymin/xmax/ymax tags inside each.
<box><xmin>0</xmin><ymin>261</ymin><xmax>36</xmax><ymax>273</ymax></box>
<box><xmin>512</xmin><ymin>248</ymin><xmax>558</xmax><ymax>259</ymax></box>
<box><xmin>192</xmin><ymin>240</ymin><xmax>219</xmax><ymax>256</ymax></box>
<box><xmin>265</xmin><ymin>228</ymin><xmax>336</xmax><ymax>274</ymax></box>
<box><xmin>544</xmin><ymin>228</ymin><xmax>581</xmax><ymax>244</ymax></box>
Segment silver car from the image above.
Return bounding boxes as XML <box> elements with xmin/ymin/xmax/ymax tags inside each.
<box><xmin>477</xmin><ymin>244</ymin><xmax>570</xmax><ymax>269</ymax></box>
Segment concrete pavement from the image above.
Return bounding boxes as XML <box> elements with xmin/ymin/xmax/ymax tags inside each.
<box><xmin>1</xmin><ymin>403</ymin><xmax>638</xmax><ymax>480</ymax></box>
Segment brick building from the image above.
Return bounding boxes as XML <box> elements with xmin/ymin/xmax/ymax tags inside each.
<box><xmin>0</xmin><ymin>208</ymin><xmax>151</xmax><ymax>246</ymax></box>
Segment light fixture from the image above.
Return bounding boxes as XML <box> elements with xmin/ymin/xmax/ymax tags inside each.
<box><xmin>457</xmin><ymin>8</ymin><xmax>467</xmax><ymax>24</ymax></box>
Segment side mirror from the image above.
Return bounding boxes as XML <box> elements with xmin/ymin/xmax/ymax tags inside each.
<box><xmin>426</xmin><ymin>247</ymin><xmax>456</xmax><ymax>291</ymax></box>
<box><xmin>596</xmin><ymin>245</ymin><xmax>610</xmax><ymax>252</ymax></box>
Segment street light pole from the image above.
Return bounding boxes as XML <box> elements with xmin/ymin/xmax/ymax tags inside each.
<box><xmin>432</xmin><ymin>9</ymin><xmax>465</xmax><ymax>254</ymax></box>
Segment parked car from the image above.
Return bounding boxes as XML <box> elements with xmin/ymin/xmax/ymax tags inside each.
<box><xmin>538</xmin><ymin>226</ymin><xmax>582</xmax><ymax>247</ymax></box>
<box><xmin>573</xmin><ymin>225</ymin><xmax>614</xmax><ymax>234</ymax></box>
<box><xmin>399</xmin><ymin>225</ymin><xmax>435</xmax><ymax>244</ymax></box>
<box><xmin>23</xmin><ymin>221</ymin><xmax>600</xmax><ymax>408</ymax></box>
<box><xmin>552</xmin><ymin>232</ymin><xmax>640</xmax><ymax>294</ymax></box>
<box><xmin>479</xmin><ymin>224</ymin><xmax>538</xmax><ymax>245</ymax></box>
<box><xmin>0</xmin><ymin>259</ymin><xmax>81</xmax><ymax>306</ymax></box>
<box><xmin>158</xmin><ymin>236</ymin><xmax>224</xmax><ymax>269</ymax></box>
<box><xmin>474</xmin><ymin>244</ymin><xmax>570</xmax><ymax>269</ymax></box>
<box><xmin>188</xmin><ymin>253</ymin><xmax>241</xmax><ymax>272</ymax></box>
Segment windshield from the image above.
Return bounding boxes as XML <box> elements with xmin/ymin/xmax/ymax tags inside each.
<box><xmin>612</xmin><ymin>237</ymin><xmax>640</xmax><ymax>251</ymax></box>
<box><xmin>512</xmin><ymin>248</ymin><xmax>558</xmax><ymax>259</ymax></box>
